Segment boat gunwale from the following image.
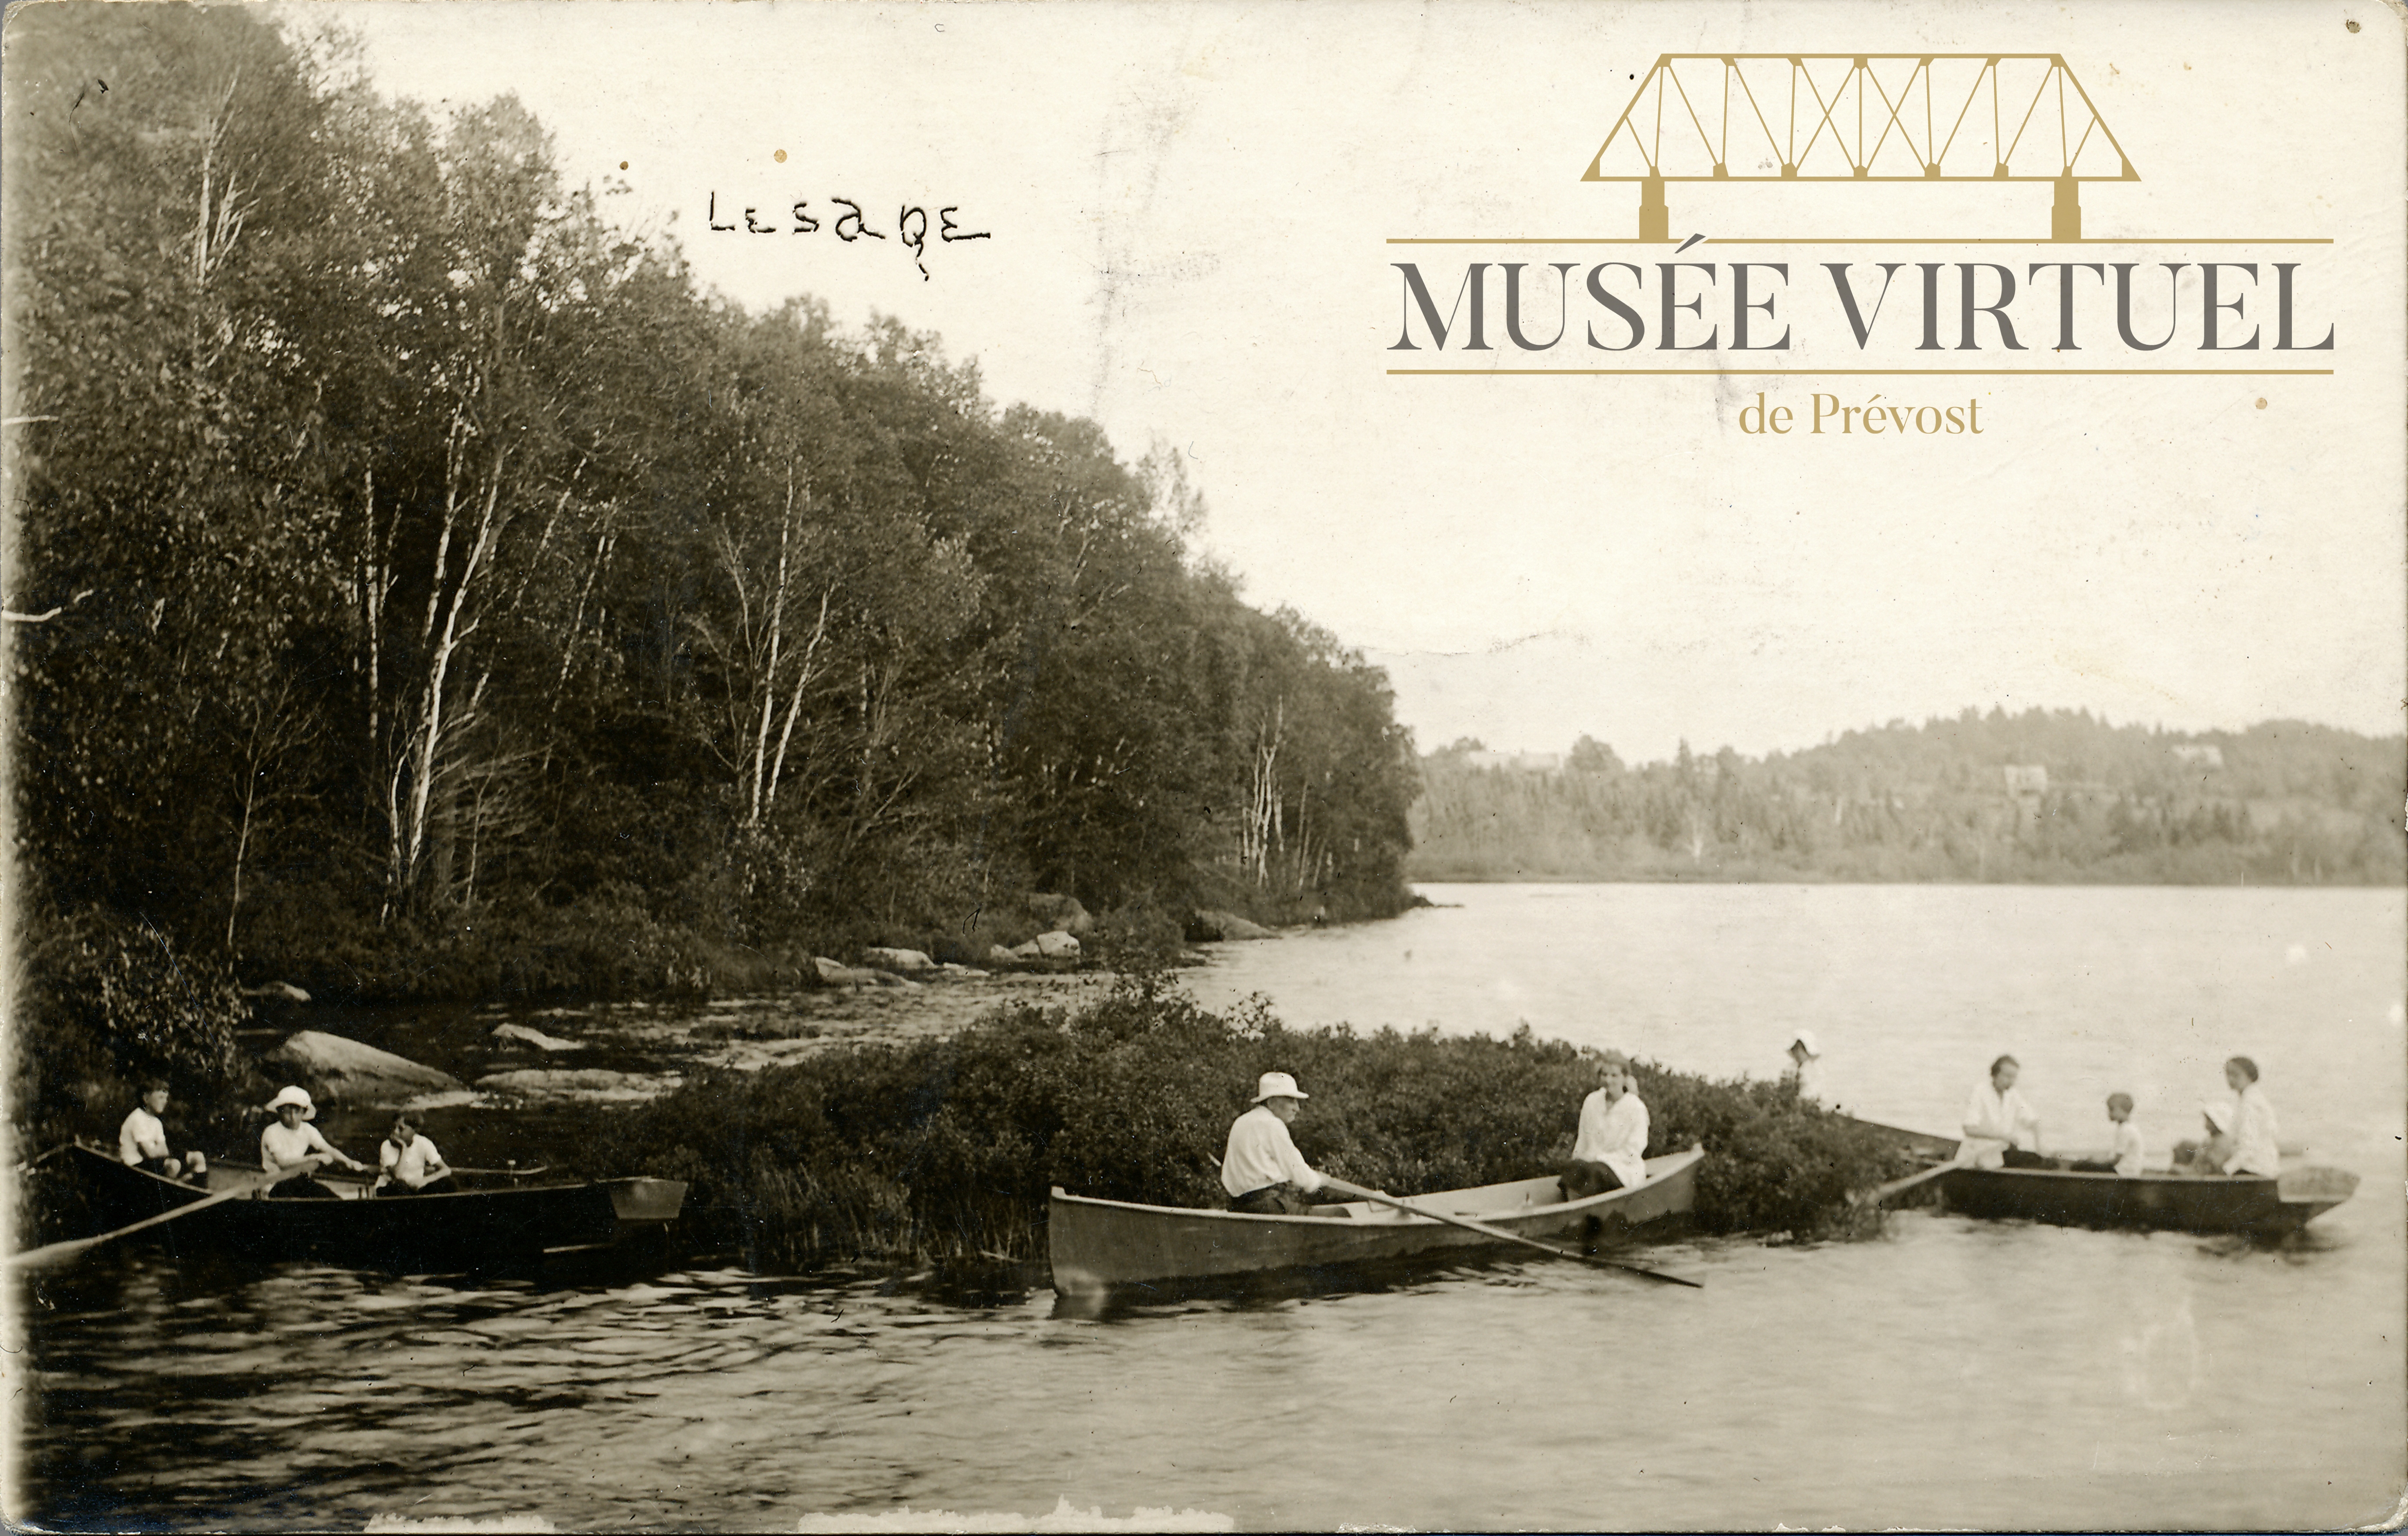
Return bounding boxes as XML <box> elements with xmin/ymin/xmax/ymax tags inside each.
<box><xmin>1943</xmin><ymin>1162</ymin><xmax>2355</xmax><ymax>1207</ymax></box>
<box><xmin>1049</xmin><ymin>1144</ymin><xmax>1704</xmax><ymax>1226</ymax></box>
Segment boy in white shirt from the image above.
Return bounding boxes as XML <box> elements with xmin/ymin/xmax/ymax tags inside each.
<box><xmin>2069</xmin><ymin>1093</ymin><xmax>2146</xmax><ymax>1176</ymax></box>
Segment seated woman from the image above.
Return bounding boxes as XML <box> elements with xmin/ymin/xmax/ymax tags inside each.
<box><xmin>1560</xmin><ymin>1053</ymin><xmax>1648</xmax><ymax>1200</ymax></box>
<box><xmin>374</xmin><ymin>1113</ymin><xmax>455</xmax><ymax>1196</ymax></box>
<box><xmin>2223</xmin><ymin>1056</ymin><xmax>2281</xmax><ymax>1178</ymax></box>
<box><xmin>258</xmin><ymin>1086</ymin><xmax>369</xmax><ymax>1196</ymax></box>
<box><xmin>1957</xmin><ymin>1054</ymin><xmax>2051</xmax><ymax>1168</ymax></box>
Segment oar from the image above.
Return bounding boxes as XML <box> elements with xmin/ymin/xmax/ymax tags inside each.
<box><xmin>1854</xmin><ymin>1159</ymin><xmax>1958</xmax><ymax>1208</ymax></box>
<box><xmin>1318</xmin><ymin>1177</ymin><xmax>1702</xmax><ymax>1288</ymax></box>
<box><xmin>8</xmin><ymin>1162</ymin><xmax>309</xmax><ymax>1271</ymax></box>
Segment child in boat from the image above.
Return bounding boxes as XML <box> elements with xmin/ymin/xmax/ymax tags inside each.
<box><xmin>2066</xmin><ymin>1093</ymin><xmax>2146</xmax><ymax>1175</ymax></box>
<box><xmin>1561</xmin><ymin>1052</ymin><xmax>1648</xmax><ymax>1200</ymax></box>
<box><xmin>375</xmin><ymin>1112</ymin><xmax>456</xmax><ymax>1196</ymax></box>
<box><xmin>259</xmin><ymin>1085</ymin><xmax>369</xmax><ymax>1196</ymax></box>
<box><xmin>2173</xmin><ymin>1102</ymin><xmax>2238</xmax><ymax>1174</ymax></box>
<box><xmin>119</xmin><ymin>1082</ymin><xmax>183</xmax><ymax>1180</ymax></box>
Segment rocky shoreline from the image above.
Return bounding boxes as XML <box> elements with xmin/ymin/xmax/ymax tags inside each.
<box><xmin>247</xmin><ymin>922</ymin><xmax>1293</xmax><ymax>1116</ymax></box>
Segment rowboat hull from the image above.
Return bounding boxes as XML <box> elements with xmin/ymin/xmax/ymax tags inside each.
<box><xmin>65</xmin><ymin>1144</ymin><xmax>687</xmax><ymax>1268</ymax></box>
<box><xmin>1938</xmin><ymin>1164</ymin><xmax>2358</xmax><ymax>1237</ymax></box>
<box><xmin>1048</xmin><ymin>1146</ymin><xmax>1703</xmax><ymax>1292</ymax></box>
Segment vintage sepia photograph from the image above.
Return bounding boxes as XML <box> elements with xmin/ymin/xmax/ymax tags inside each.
<box><xmin>4</xmin><ymin>0</ymin><xmax>2403</xmax><ymax>1529</ymax></box>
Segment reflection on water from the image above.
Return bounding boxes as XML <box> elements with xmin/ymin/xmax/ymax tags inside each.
<box><xmin>17</xmin><ymin>885</ymin><xmax>2405</xmax><ymax>1530</ymax></box>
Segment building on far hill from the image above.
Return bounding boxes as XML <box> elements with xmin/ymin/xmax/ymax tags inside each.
<box><xmin>2002</xmin><ymin>764</ymin><xmax>2049</xmax><ymax>796</ymax></box>
<box><xmin>2170</xmin><ymin>744</ymin><xmax>2225</xmax><ymax>770</ymax></box>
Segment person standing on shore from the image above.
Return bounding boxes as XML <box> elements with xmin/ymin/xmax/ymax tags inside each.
<box><xmin>1562</xmin><ymin>1052</ymin><xmax>1649</xmax><ymax>1200</ymax></box>
<box><xmin>1786</xmin><ymin>1030</ymin><xmax>1825</xmax><ymax>1103</ymax></box>
<box><xmin>1221</xmin><ymin>1072</ymin><xmax>1328</xmax><ymax>1215</ymax></box>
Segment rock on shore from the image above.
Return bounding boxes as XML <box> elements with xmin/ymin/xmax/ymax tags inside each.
<box><xmin>1187</xmin><ymin>910</ymin><xmax>1279</xmax><ymax>942</ymax></box>
<box><xmin>269</xmin><ymin>1030</ymin><xmax>461</xmax><ymax>1104</ymax></box>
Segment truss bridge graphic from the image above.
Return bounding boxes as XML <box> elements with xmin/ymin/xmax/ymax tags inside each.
<box><xmin>1583</xmin><ymin>54</ymin><xmax>2137</xmax><ymax>241</ymax></box>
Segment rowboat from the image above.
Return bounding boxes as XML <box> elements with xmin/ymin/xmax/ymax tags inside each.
<box><xmin>1937</xmin><ymin>1163</ymin><xmax>2358</xmax><ymax>1237</ymax></box>
<box><xmin>1839</xmin><ymin>1118</ymin><xmax>2358</xmax><ymax>1237</ymax></box>
<box><xmin>63</xmin><ymin>1143</ymin><xmax>687</xmax><ymax>1267</ymax></box>
<box><xmin>1048</xmin><ymin>1145</ymin><xmax>1703</xmax><ymax>1292</ymax></box>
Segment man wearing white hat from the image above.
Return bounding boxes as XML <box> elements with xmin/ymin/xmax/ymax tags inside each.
<box><xmin>1221</xmin><ymin>1072</ymin><xmax>1327</xmax><ymax>1215</ymax></box>
<box><xmin>1786</xmin><ymin>1030</ymin><xmax>1825</xmax><ymax>1103</ymax></box>
<box><xmin>258</xmin><ymin>1085</ymin><xmax>369</xmax><ymax>1196</ymax></box>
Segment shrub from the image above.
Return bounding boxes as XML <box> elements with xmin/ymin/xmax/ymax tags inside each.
<box><xmin>573</xmin><ymin>973</ymin><xmax>1916</xmax><ymax>1270</ymax></box>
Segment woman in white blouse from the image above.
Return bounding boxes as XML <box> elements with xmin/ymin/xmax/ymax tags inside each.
<box><xmin>258</xmin><ymin>1086</ymin><xmax>368</xmax><ymax>1196</ymax></box>
<box><xmin>1957</xmin><ymin>1055</ymin><xmax>2045</xmax><ymax>1169</ymax></box>
<box><xmin>2222</xmin><ymin>1056</ymin><xmax>2281</xmax><ymax>1178</ymax></box>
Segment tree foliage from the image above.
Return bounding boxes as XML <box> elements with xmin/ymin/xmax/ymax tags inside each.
<box><xmin>4</xmin><ymin>8</ymin><xmax>1417</xmax><ymax>1007</ymax></box>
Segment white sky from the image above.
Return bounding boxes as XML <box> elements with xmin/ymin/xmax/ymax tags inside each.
<box><xmin>327</xmin><ymin>0</ymin><xmax>2405</xmax><ymax>763</ymax></box>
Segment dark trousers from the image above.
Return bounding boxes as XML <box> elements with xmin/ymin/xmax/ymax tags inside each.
<box><xmin>1230</xmin><ymin>1182</ymin><xmax>1315</xmax><ymax>1216</ymax></box>
<box><xmin>2001</xmin><ymin>1148</ymin><xmax>2060</xmax><ymax>1170</ymax></box>
<box><xmin>376</xmin><ymin>1175</ymin><xmax>453</xmax><ymax>1197</ymax></box>
<box><xmin>1559</xmin><ymin>1160</ymin><xmax>1626</xmax><ymax>1201</ymax></box>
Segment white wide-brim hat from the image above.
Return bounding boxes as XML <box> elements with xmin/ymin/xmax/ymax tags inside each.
<box><xmin>1789</xmin><ymin>1029</ymin><xmax>1821</xmax><ymax>1058</ymax></box>
<box><xmin>2200</xmin><ymin>1101</ymin><xmax>2233</xmax><ymax>1132</ymax></box>
<box><xmin>1252</xmin><ymin>1071</ymin><xmax>1309</xmax><ymax>1103</ymax></box>
<box><xmin>265</xmin><ymin>1085</ymin><xmax>317</xmax><ymax>1120</ymax></box>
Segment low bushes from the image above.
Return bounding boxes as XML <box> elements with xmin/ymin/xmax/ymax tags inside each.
<box><xmin>576</xmin><ymin>974</ymin><xmax>1916</xmax><ymax>1272</ymax></box>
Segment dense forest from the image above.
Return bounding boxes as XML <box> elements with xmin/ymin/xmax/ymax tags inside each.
<box><xmin>1413</xmin><ymin>712</ymin><xmax>2405</xmax><ymax>884</ymax></box>
<box><xmin>4</xmin><ymin>5</ymin><xmax>1419</xmax><ymax>1033</ymax></box>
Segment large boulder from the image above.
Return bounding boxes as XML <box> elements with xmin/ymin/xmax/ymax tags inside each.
<box><xmin>987</xmin><ymin>945</ymin><xmax>1023</xmax><ymax>966</ymax></box>
<box><xmin>862</xmin><ymin>946</ymin><xmax>936</xmax><ymax>973</ymax></box>
<box><xmin>474</xmin><ymin>1068</ymin><xmax>681</xmax><ymax>1104</ymax></box>
<box><xmin>1023</xmin><ymin>893</ymin><xmax>1094</xmax><ymax>937</ymax></box>
<box><xmin>242</xmin><ymin>980</ymin><xmax>312</xmax><ymax>1003</ymax></box>
<box><xmin>269</xmin><ymin>1030</ymin><xmax>460</xmax><ymax>1104</ymax></box>
<box><xmin>1033</xmin><ymin>929</ymin><xmax>1081</xmax><ymax>959</ymax></box>
<box><xmin>491</xmin><ymin>1022</ymin><xmax>583</xmax><ymax>1053</ymax></box>
<box><xmin>1187</xmin><ymin>909</ymin><xmax>1279</xmax><ymax>942</ymax></box>
<box><xmin>813</xmin><ymin>956</ymin><xmax>878</xmax><ymax>987</ymax></box>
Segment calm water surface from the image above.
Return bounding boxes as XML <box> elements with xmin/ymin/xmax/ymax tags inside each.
<box><xmin>17</xmin><ymin>885</ymin><xmax>2404</xmax><ymax>1530</ymax></box>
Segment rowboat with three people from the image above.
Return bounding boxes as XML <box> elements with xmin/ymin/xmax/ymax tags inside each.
<box><xmin>60</xmin><ymin>1141</ymin><xmax>689</xmax><ymax>1268</ymax></box>
<box><xmin>1845</xmin><ymin>1116</ymin><xmax>2358</xmax><ymax>1238</ymax></box>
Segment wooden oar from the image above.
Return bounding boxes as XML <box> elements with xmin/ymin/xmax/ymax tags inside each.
<box><xmin>7</xmin><ymin>1163</ymin><xmax>308</xmax><ymax>1271</ymax></box>
<box><xmin>1319</xmin><ymin>1177</ymin><xmax>1702</xmax><ymax>1288</ymax></box>
<box><xmin>1854</xmin><ymin>1159</ymin><xmax>1958</xmax><ymax>1208</ymax></box>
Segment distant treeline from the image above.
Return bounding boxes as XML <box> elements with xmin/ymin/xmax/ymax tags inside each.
<box><xmin>6</xmin><ymin>6</ymin><xmax>1417</xmax><ymax>1023</ymax></box>
<box><xmin>1411</xmin><ymin>711</ymin><xmax>2405</xmax><ymax>884</ymax></box>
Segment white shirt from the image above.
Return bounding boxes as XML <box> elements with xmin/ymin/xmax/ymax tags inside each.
<box><xmin>1572</xmin><ymin>1090</ymin><xmax>1649</xmax><ymax>1191</ymax></box>
<box><xmin>1957</xmin><ymin>1081</ymin><xmax>2041</xmax><ymax>1168</ymax></box>
<box><xmin>260</xmin><ymin>1120</ymin><xmax>340</xmax><ymax>1175</ymax></box>
<box><xmin>380</xmin><ymin>1133</ymin><xmax>449</xmax><ymax>1189</ymax></box>
<box><xmin>1220</xmin><ymin>1104</ymin><xmax>1322</xmax><ymax>1199</ymax></box>
<box><xmin>2228</xmin><ymin>1084</ymin><xmax>2281</xmax><ymax>1177</ymax></box>
<box><xmin>2111</xmin><ymin>1120</ymin><xmax>2146</xmax><ymax>1177</ymax></box>
<box><xmin>119</xmin><ymin>1107</ymin><xmax>169</xmax><ymax>1165</ymax></box>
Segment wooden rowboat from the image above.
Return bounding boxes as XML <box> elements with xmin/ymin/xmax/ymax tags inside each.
<box><xmin>1937</xmin><ymin>1163</ymin><xmax>2358</xmax><ymax>1238</ymax></box>
<box><xmin>62</xmin><ymin>1143</ymin><xmax>687</xmax><ymax>1268</ymax></box>
<box><xmin>1839</xmin><ymin>1118</ymin><xmax>2357</xmax><ymax>1237</ymax></box>
<box><xmin>1048</xmin><ymin>1145</ymin><xmax>1703</xmax><ymax>1292</ymax></box>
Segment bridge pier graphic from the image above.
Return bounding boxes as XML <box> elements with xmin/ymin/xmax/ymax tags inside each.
<box><xmin>1586</xmin><ymin>54</ymin><xmax>2136</xmax><ymax>241</ymax></box>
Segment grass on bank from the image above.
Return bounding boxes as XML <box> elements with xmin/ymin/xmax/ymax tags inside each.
<box><xmin>574</xmin><ymin>974</ymin><xmax>1918</xmax><ymax>1273</ymax></box>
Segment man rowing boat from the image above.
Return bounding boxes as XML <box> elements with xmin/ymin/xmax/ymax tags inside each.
<box><xmin>1221</xmin><ymin>1072</ymin><xmax>1327</xmax><ymax>1215</ymax></box>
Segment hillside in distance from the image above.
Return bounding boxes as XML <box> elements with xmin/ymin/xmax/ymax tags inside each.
<box><xmin>1408</xmin><ymin>710</ymin><xmax>2405</xmax><ymax>885</ymax></box>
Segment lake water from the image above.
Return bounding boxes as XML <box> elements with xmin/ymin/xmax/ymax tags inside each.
<box><xmin>15</xmin><ymin>884</ymin><xmax>2404</xmax><ymax>1531</ymax></box>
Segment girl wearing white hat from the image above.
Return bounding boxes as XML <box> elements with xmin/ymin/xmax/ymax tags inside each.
<box><xmin>1220</xmin><ymin>1072</ymin><xmax>1327</xmax><ymax>1215</ymax></box>
<box><xmin>259</xmin><ymin>1086</ymin><xmax>368</xmax><ymax>1196</ymax></box>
